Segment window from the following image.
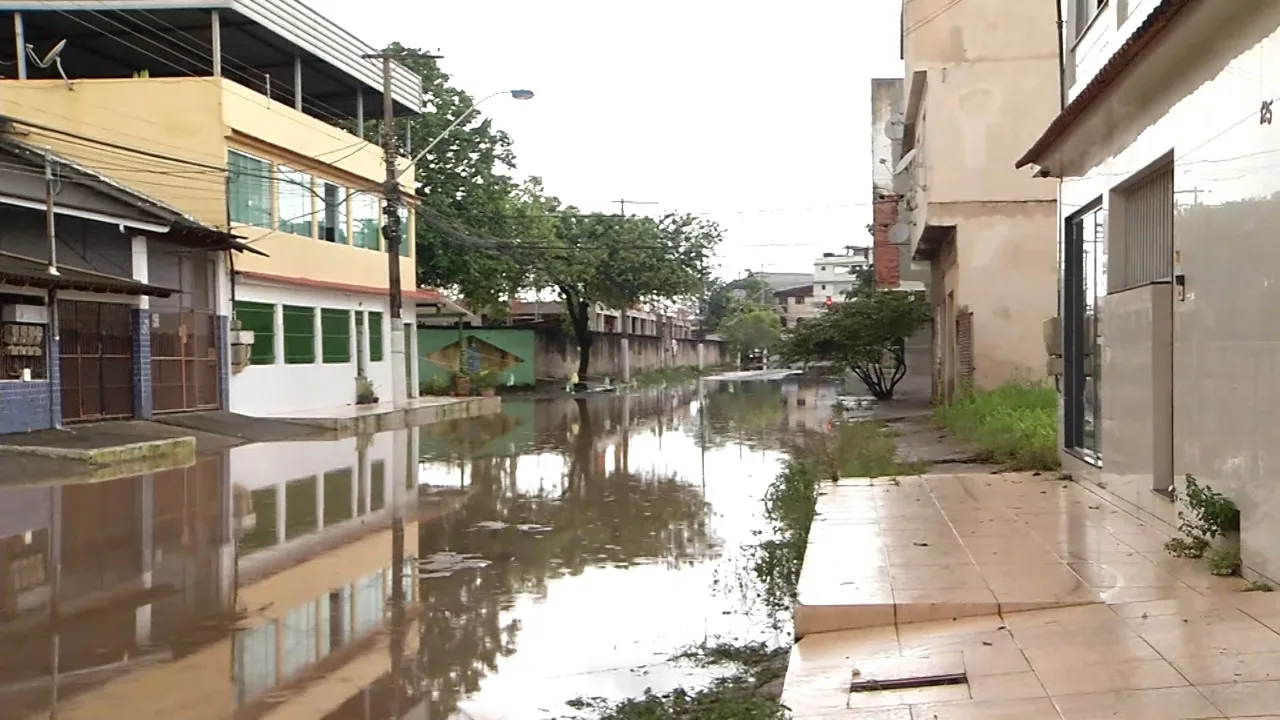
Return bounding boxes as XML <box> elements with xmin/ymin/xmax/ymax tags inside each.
<box><xmin>320</xmin><ymin>181</ymin><xmax>348</xmax><ymax>243</ymax></box>
<box><xmin>399</xmin><ymin>206</ymin><xmax>411</xmax><ymax>257</ymax></box>
<box><xmin>234</xmin><ymin>301</ymin><xmax>275</xmax><ymax>364</ymax></box>
<box><xmin>796</xmin><ymin>296</ymin><xmax>806</xmax><ymax>305</ymax></box>
<box><xmin>821</xmin><ymin>284</ymin><xmax>827</xmax><ymax>290</ymax></box>
<box><xmin>350</xmin><ymin>193</ymin><xmax>380</xmax><ymax>250</ymax></box>
<box><xmin>282</xmin><ymin>305</ymin><xmax>316</xmax><ymax>364</ymax></box>
<box><xmin>276</xmin><ymin>165</ymin><xmax>314</xmax><ymax>237</ymax></box>
<box><xmin>228</xmin><ymin>150</ymin><xmax>271</xmax><ymax>227</ymax></box>
<box><xmin>368</xmin><ymin>311</ymin><xmax>384</xmax><ymax>362</ymax></box>
<box><xmin>1073</xmin><ymin>0</ymin><xmax>1107</xmax><ymax>40</ymax></box>
<box><xmin>1063</xmin><ymin>201</ymin><xmax>1106</xmax><ymax>459</ymax></box>
<box><xmin>320</xmin><ymin>309</ymin><xmax>351</xmax><ymax>363</ymax></box>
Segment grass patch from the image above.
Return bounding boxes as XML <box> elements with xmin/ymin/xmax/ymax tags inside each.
<box><xmin>565</xmin><ymin>642</ymin><xmax>789</xmax><ymax>719</ymax></box>
<box><xmin>935</xmin><ymin>381</ymin><xmax>1059</xmax><ymax>471</ymax></box>
<box><xmin>752</xmin><ymin>421</ymin><xmax>926</xmax><ymax>619</ymax></box>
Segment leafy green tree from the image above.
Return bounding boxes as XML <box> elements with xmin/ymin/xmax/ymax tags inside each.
<box><xmin>778</xmin><ymin>290</ymin><xmax>929</xmax><ymax>399</ymax></box>
<box><xmin>530</xmin><ymin>211</ymin><xmax>721</xmax><ymax>380</ymax></box>
<box><xmin>719</xmin><ymin>307</ymin><xmax>782</xmax><ymax>364</ymax></box>
<box><xmin>702</xmin><ymin>274</ymin><xmax>775</xmax><ymax>332</ymax></box>
<box><xmin>377</xmin><ymin>45</ymin><xmax>530</xmax><ymax>315</ymax></box>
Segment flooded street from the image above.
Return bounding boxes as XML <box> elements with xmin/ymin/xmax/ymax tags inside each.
<box><xmin>0</xmin><ymin>376</ymin><xmax>839</xmax><ymax>720</ymax></box>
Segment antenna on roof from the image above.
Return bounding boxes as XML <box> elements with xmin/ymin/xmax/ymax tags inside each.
<box><xmin>26</xmin><ymin>39</ymin><xmax>72</xmax><ymax>90</ymax></box>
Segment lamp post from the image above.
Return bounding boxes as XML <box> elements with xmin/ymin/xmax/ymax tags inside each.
<box><xmin>373</xmin><ymin>75</ymin><xmax>533</xmax><ymax>410</ymax></box>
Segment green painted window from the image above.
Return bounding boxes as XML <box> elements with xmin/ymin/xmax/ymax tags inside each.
<box><xmin>351</xmin><ymin>193</ymin><xmax>380</xmax><ymax>250</ymax></box>
<box><xmin>370</xmin><ymin>460</ymin><xmax>386</xmax><ymax>511</ymax></box>
<box><xmin>282</xmin><ymin>305</ymin><xmax>316</xmax><ymax>364</ymax></box>
<box><xmin>320</xmin><ymin>308</ymin><xmax>351</xmax><ymax>363</ymax></box>
<box><xmin>276</xmin><ymin>165</ymin><xmax>314</xmax><ymax>237</ymax></box>
<box><xmin>368</xmin><ymin>311</ymin><xmax>384</xmax><ymax>362</ymax></box>
<box><xmin>234</xmin><ymin>301</ymin><xmax>275</xmax><ymax>364</ymax></box>
<box><xmin>228</xmin><ymin>150</ymin><xmax>272</xmax><ymax>227</ymax></box>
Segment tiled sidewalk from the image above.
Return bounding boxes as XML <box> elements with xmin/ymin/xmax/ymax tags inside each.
<box><xmin>795</xmin><ymin>473</ymin><xmax>1236</xmax><ymax>636</ymax></box>
<box><xmin>784</xmin><ymin>472</ymin><xmax>1280</xmax><ymax>718</ymax></box>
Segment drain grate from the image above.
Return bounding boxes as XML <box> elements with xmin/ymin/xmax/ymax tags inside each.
<box><xmin>850</xmin><ymin>672</ymin><xmax>968</xmax><ymax>693</ymax></box>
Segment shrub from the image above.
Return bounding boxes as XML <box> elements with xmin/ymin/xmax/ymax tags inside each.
<box><xmin>936</xmin><ymin>381</ymin><xmax>1059</xmax><ymax>470</ymax></box>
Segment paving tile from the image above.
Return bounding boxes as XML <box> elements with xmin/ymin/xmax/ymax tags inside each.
<box><xmin>966</xmin><ymin>671</ymin><xmax>1047</xmax><ymax>701</ymax></box>
<box><xmin>1033</xmin><ymin>657</ymin><xmax>1188</xmax><ymax>696</ymax></box>
<box><xmin>1201</xmin><ymin>679</ymin><xmax>1280</xmax><ymax>717</ymax></box>
<box><xmin>907</xmin><ymin>697</ymin><xmax>1063</xmax><ymax>719</ymax></box>
<box><xmin>1050</xmin><ymin>686</ymin><xmax>1221</xmax><ymax>719</ymax></box>
<box><xmin>1171</xmin><ymin>650</ymin><xmax>1280</xmax><ymax>686</ymax></box>
<box><xmin>889</xmin><ymin>565</ymin><xmax>988</xmax><ymax>590</ymax></box>
<box><xmin>846</xmin><ymin>682</ymin><xmax>970</xmax><ymax>710</ymax></box>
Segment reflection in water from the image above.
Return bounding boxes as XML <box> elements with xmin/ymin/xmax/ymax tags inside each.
<box><xmin>0</xmin><ymin>376</ymin><xmax>837</xmax><ymax>719</ymax></box>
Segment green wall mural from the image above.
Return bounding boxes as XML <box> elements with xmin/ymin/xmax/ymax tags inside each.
<box><xmin>418</xmin><ymin>327</ymin><xmax>536</xmax><ymax>388</ymax></box>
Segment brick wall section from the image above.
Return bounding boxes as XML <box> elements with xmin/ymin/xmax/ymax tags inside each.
<box><xmin>872</xmin><ymin>194</ymin><xmax>901</xmax><ymax>289</ymax></box>
<box><xmin>0</xmin><ymin>328</ymin><xmax>60</xmax><ymax>433</ymax></box>
<box><xmin>131</xmin><ymin>308</ymin><xmax>153</xmax><ymax>419</ymax></box>
<box><xmin>216</xmin><ymin>314</ymin><xmax>229</xmax><ymax>410</ymax></box>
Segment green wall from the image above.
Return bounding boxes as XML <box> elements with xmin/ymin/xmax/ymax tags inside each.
<box><xmin>418</xmin><ymin>326</ymin><xmax>536</xmax><ymax>387</ymax></box>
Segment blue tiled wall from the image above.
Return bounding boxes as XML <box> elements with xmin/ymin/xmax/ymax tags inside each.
<box><xmin>131</xmin><ymin>309</ymin><xmax>153</xmax><ymax>419</ymax></box>
<box><xmin>0</xmin><ymin>333</ymin><xmax>59</xmax><ymax>434</ymax></box>
<box><xmin>216</xmin><ymin>314</ymin><xmax>229</xmax><ymax>410</ymax></box>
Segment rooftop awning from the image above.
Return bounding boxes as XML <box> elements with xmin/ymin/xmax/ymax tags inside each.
<box><xmin>0</xmin><ymin>251</ymin><xmax>176</xmax><ymax>297</ymax></box>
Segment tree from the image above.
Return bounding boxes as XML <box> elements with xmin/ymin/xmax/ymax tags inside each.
<box><xmin>778</xmin><ymin>290</ymin><xmax>930</xmax><ymax>400</ymax></box>
<box><xmin>702</xmin><ymin>273</ymin><xmax>775</xmax><ymax>333</ymax></box>
<box><xmin>530</xmin><ymin>211</ymin><xmax>721</xmax><ymax>381</ymax></box>
<box><xmin>719</xmin><ymin>307</ymin><xmax>782</xmax><ymax>364</ymax></box>
<box><xmin>380</xmin><ymin>45</ymin><xmax>530</xmax><ymax>316</ymax></box>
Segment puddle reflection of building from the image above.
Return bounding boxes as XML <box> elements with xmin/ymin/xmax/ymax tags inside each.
<box><xmin>1</xmin><ymin>426</ymin><xmax>473</xmax><ymax>720</ymax></box>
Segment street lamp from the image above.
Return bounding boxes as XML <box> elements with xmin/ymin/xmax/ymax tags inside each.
<box><xmin>395</xmin><ymin>89</ymin><xmax>535</xmax><ymax>183</ymax></box>
<box><xmin>386</xmin><ymin>88</ymin><xmax>533</xmax><ymax>410</ymax></box>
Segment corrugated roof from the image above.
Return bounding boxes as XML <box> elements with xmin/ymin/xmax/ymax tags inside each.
<box><xmin>0</xmin><ymin>250</ymin><xmax>175</xmax><ymax>296</ymax></box>
<box><xmin>1016</xmin><ymin>0</ymin><xmax>1195</xmax><ymax>170</ymax></box>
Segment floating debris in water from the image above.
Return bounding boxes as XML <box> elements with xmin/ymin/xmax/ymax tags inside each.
<box><xmin>470</xmin><ymin>520</ymin><xmax>508</xmax><ymax>531</ymax></box>
<box><xmin>515</xmin><ymin>523</ymin><xmax>553</xmax><ymax>533</ymax></box>
<box><xmin>416</xmin><ymin>552</ymin><xmax>492</xmax><ymax>578</ymax></box>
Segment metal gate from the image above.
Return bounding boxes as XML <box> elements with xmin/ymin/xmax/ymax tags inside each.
<box><xmin>58</xmin><ymin>300</ymin><xmax>134</xmax><ymax>422</ymax></box>
<box><xmin>151</xmin><ymin>310</ymin><xmax>220</xmax><ymax>413</ymax></box>
<box><xmin>956</xmin><ymin>307</ymin><xmax>975</xmax><ymax>391</ymax></box>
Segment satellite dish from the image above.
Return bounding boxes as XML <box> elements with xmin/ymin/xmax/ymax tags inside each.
<box><xmin>893</xmin><ymin>148</ymin><xmax>918</xmax><ymax>175</ymax></box>
<box><xmin>890</xmin><ymin>223</ymin><xmax>910</xmax><ymax>245</ymax></box>
<box><xmin>37</xmin><ymin>39</ymin><xmax>67</xmax><ymax>67</ymax></box>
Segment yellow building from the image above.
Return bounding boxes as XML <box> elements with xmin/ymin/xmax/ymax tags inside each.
<box><xmin>0</xmin><ymin>0</ymin><xmax>426</xmax><ymax>415</ymax></box>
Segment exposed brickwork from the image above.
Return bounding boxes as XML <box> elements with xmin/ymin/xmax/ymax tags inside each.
<box><xmin>215</xmin><ymin>314</ymin><xmax>229</xmax><ymax>410</ymax></box>
<box><xmin>131</xmin><ymin>309</ymin><xmax>153</xmax><ymax>419</ymax></box>
<box><xmin>0</xmin><ymin>328</ymin><xmax>60</xmax><ymax>433</ymax></box>
<box><xmin>872</xmin><ymin>194</ymin><xmax>901</xmax><ymax>289</ymax></box>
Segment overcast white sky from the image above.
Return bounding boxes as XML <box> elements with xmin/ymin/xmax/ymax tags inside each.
<box><xmin>310</xmin><ymin>0</ymin><xmax>904</xmax><ymax>278</ymax></box>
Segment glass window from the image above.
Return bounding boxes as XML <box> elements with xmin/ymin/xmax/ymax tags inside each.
<box><xmin>320</xmin><ymin>181</ymin><xmax>348</xmax><ymax>243</ymax></box>
<box><xmin>351</xmin><ymin>193</ymin><xmax>380</xmax><ymax>250</ymax></box>
<box><xmin>368</xmin><ymin>311</ymin><xmax>384</xmax><ymax>362</ymax></box>
<box><xmin>1064</xmin><ymin>202</ymin><xmax>1105</xmax><ymax>459</ymax></box>
<box><xmin>276</xmin><ymin>165</ymin><xmax>314</xmax><ymax>237</ymax></box>
<box><xmin>282</xmin><ymin>305</ymin><xmax>316</xmax><ymax>364</ymax></box>
<box><xmin>228</xmin><ymin>150</ymin><xmax>271</xmax><ymax>228</ymax></box>
<box><xmin>233</xmin><ymin>623</ymin><xmax>277</xmax><ymax>705</ymax></box>
<box><xmin>234</xmin><ymin>301</ymin><xmax>275</xmax><ymax>364</ymax></box>
<box><xmin>398</xmin><ymin>206</ymin><xmax>411</xmax><ymax>257</ymax></box>
<box><xmin>320</xmin><ymin>308</ymin><xmax>351</xmax><ymax>363</ymax></box>
<box><xmin>280</xmin><ymin>603</ymin><xmax>318</xmax><ymax>679</ymax></box>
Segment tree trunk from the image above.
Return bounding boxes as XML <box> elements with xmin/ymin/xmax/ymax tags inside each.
<box><xmin>563</xmin><ymin>296</ymin><xmax>593</xmax><ymax>386</ymax></box>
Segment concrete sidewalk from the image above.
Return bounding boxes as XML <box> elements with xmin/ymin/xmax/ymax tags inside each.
<box><xmin>783</xmin><ymin>471</ymin><xmax>1280</xmax><ymax>718</ymax></box>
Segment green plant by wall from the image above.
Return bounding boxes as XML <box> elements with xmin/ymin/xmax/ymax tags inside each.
<box><xmin>1164</xmin><ymin>474</ymin><xmax>1240</xmax><ymax>563</ymax></box>
<box><xmin>933</xmin><ymin>381</ymin><xmax>1059</xmax><ymax>471</ymax></box>
<box><xmin>420</xmin><ymin>374</ymin><xmax>453</xmax><ymax>396</ymax></box>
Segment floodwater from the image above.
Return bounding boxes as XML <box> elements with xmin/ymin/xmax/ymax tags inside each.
<box><xmin>0</xmin><ymin>375</ymin><xmax>840</xmax><ymax>720</ymax></box>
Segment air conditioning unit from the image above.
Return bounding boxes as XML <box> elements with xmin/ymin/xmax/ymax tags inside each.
<box><xmin>1</xmin><ymin>304</ymin><xmax>48</xmax><ymax>324</ymax></box>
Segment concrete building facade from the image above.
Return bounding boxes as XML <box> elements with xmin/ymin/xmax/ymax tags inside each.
<box><xmin>901</xmin><ymin>0</ymin><xmax>1061</xmax><ymax>399</ymax></box>
<box><xmin>0</xmin><ymin>1</ymin><xmax>423</xmax><ymax>417</ymax></box>
<box><xmin>1020</xmin><ymin>0</ymin><xmax>1280</xmax><ymax>584</ymax></box>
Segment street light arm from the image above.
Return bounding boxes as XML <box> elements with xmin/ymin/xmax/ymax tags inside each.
<box><xmin>396</xmin><ymin>91</ymin><xmax>507</xmax><ymax>183</ymax></box>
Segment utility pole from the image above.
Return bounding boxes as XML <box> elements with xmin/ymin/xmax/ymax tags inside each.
<box><xmin>613</xmin><ymin>198</ymin><xmax>658</xmax><ymax>382</ymax></box>
<box><xmin>366</xmin><ymin>53</ymin><xmax>408</xmax><ymax>408</ymax></box>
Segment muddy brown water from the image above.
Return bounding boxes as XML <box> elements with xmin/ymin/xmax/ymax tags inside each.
<box><xmin>0</xmin><ymin>376</ymin><xmax>842</xmax><ymax>720</ymax></box>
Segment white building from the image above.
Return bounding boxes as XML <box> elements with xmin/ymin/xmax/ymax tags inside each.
<box><xmin>813</xmin><ymin>247</ymin><xmax>873</xmax><ymax>305</ymax></box>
